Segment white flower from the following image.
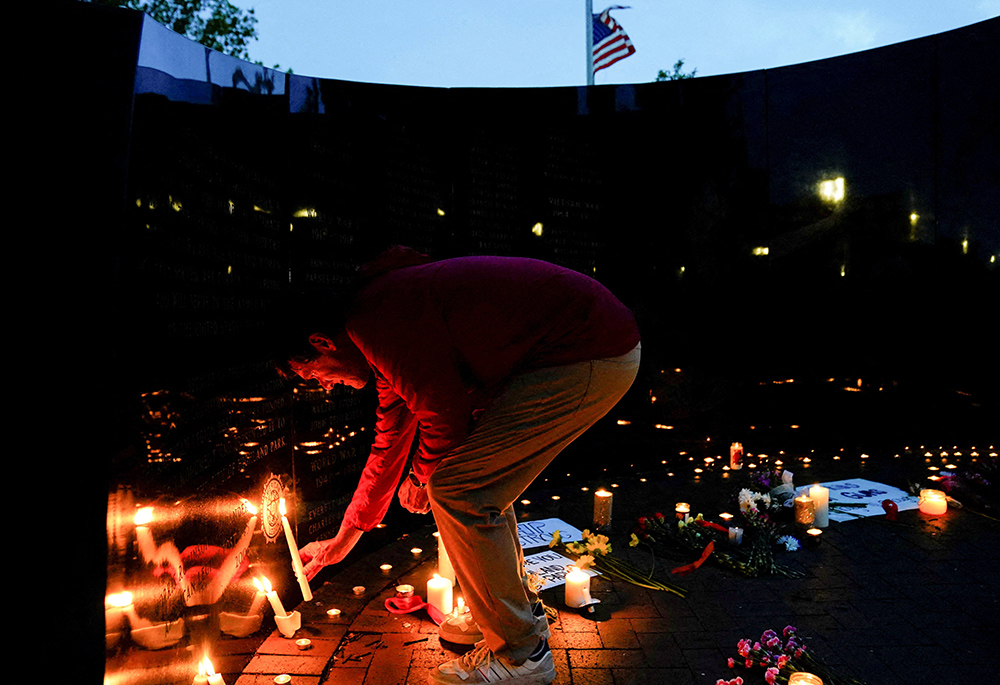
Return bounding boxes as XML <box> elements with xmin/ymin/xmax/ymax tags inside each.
<box><xmin>778</xmin><ymin>535</ymin><xmax>800</xmax><ymax>552</ymax></box>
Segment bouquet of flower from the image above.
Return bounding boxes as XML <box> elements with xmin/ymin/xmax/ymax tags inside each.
<box><xmin>635</xmin><ymin>509</ymin><xmax>803</xmax><ymax>578</ymax></box>
<box><xmin>548</xmin><ymin>529</ymin><xmax>688</xmax><ymax>598</ymax></box>
<box><xmin>723</xmin><ymin>626</ymin><xmax>867</xmax><ymax>685</ymax></box>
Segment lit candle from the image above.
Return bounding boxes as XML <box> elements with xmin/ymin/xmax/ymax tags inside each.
<box><xmin>593</xmin><ymin>489</ymin><xmax>613</xmax><ymax>527</ymax></box>
<box><xmin>728</xmin><ymin>527</ymin><xmax>743</xmax><ymax>545</ymax></box>
<box><xmin>427</xmin><ymin>574</ymin><xmax>453</xmax><ymax>615</ymax></box>
<box><xmin>134</xmin><ymin>507</ymin><xmax>156</xmax><ymax>561</ymax></box>
<box><xmin>809</xmin><ymin>485</ymin><xmax>829</xmax><ymax>527</ymax></box>
<box><xmin>249</xmin><ymin>578</ymin><xmax>268</xmax><ymax>616</ymax></box>
<box><xmin>729</xmin><ymin>442</ymin><xmax>743</xmax><ymax>470</ymax></box>
<box><xmin>675</xmin><ymin>502</ymin><xmax>690</xmax><ymax>519</ymax></box>
<box><xmin>260</xmin><ymin>576</ymin><xmax>287</xmax><ymax>618</ymax></box>
<box><xmin>396</xmin><ymin>584</ymin><xmax>414</xmax><ymax>598</ymax></box>
<box><xmin>788</xmin><ymin>673</ymin><xmax>824</xmax><ymax>685</ymax></box>
<box><xmin>918</xmin><ymin>489</ymin><xmax>947</xmax><ymax>515</ymax></box>
<box><xmin>719</xmin><ymin>513</ymin><xmax>734</xmax><ymax>523</ymax></box>
<box><xmin>105</xmin><ymin>592</ymin><xmax>132</xmax><ymax>637</ymax></box>
<box><xmin>805</xmin><ymin>527</ymin><xmax>823</xmax><ymax>546</ymax></box>
<box><xmin>794</xmin><ymin>495</ymin><xmax>816</xmax><ymax>526</ymax></box>
<box><xmin>564</xmin><ymin>566</ymin><xmax>595</xmax><ymax>612</ymax></box>
<box><xmin>380</xmin><ymin>564</ymin><xmax>393</xmax><ymax>573</ymax></box>
<box><xmin>198</xmin><ymin>658</ymin><xmax>226</xmax><ymax>685</ymax></box>
<box><xmin>437</xmin><ymin>533</ymin><xmax>456</xmax><ymax>585</ymax></box>
<box><xmin>279</xmin><ymin>498</ymin><xmax>313</xmax><ymax>602</ymax></box>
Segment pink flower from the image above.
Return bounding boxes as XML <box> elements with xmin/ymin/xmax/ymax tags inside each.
<box><xmin>783</xmin><ymin>625</ymin><xmax>797</xmax><ymax>638</ymax></box>
<box><xmin>761</xmin><ymin>629</ymin><xmax>778</xmax><ymax>642</ymax></box>
<box><xmin>738</xmin><ymin>640</ymin><xmax>751</xmax><ymax>657</ymax></box>
<box><xmin>753</xmin><ymin>642</ymin><xmax>762</xmax><ymax>652</ymax></box>
<box><xmin>728</xmin><ymin>658</ymin><xmax>735</xmax><ymax>668</ymax></box>
<box><xmin>776</xmin><ymin>655</ymin><xmax>790</xmax><ymax>669</ymax></box>
<box><xmin>794</xmin><ymin>648</ymin><xmax>805</xmax><ymax>659</ymax></box>
<box><xmin>745</xmin><ymin>658</ymin><xmax>753</xmax><ymax>669</ymax></box>
<box><xmin>765</xmin><ymin>667</ymin><xmax>779</xmax><ymax>684</ymax></box>
<box><xmin>767</xmin><ymin>637</ymin><xmax>781</xmax><ymax>650</ymax></box>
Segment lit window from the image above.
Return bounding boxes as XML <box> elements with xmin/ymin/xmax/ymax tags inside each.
<box><xmin>818</xmin><ymin>177</ymin><xmax>846</xmax><ymax>203</ymax></box>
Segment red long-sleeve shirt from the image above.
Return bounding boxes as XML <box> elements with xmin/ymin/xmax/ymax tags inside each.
<box><xmin>341</xmin><ymin>249</ymin><xmax>640</xmax><ymax>530</ymax></box>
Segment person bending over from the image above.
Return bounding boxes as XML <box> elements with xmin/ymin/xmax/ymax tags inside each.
<box><xmin>277</xmin><ymin>246</ymin><xmax>640</xmax><ymax>685</ymax></box>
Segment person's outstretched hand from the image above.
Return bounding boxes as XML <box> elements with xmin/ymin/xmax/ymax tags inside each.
<box><xmin>398</xmin><ymin>475</ymin><xmax>431</xmax><ymax>514</ymax></box>
<box><xmin>299</xmin><ymin>525</ymin><xmax>363</xmax><ymax>580</ymax></box>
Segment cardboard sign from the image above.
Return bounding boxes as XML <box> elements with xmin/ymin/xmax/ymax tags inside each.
<box><xmin>820</xmin><ymin>478</ymin><xmax>920</xmax><ymax>522</ymax></box>
<box><xmin>523</xmin><ymin>550</ymin><xmax>599</xmax><ymax>590</ymax></box>
<box><xmin>517</xmin><ymin>518</ymin><xmax>584</xmax><ymax>550</ymax></box>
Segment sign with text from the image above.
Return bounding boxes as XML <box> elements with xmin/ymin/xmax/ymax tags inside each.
<box><xmin>523</xmin><ymin>550</ymin><xmax>599</xmax><ymax>590</ymax></box>
<box><xmin>517</xmin><ymin>518</ymin><xmax>584</xmax><ymax>550</ymax></box>
<box><xmin>820</xmin><ymin>478</ymin><xmax>919</xmax><ymax>522</ymax></box>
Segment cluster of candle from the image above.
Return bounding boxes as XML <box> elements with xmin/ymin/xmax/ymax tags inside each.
<box><xmin>793</xmin><ymin>485</ymin><xmax>830</xmax><ymax>528</ymax></box>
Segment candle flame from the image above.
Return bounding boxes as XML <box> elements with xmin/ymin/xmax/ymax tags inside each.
<box><xmin>106</xmin><ymin>591</ymin><xmax>133</xmax><ymax>608</ymax></box>
<box><xmin>261</xmin><ymin>576</ymin><xmax>273</xmax><ymax>593</ymax></box>
<box><xmin>279</xmin><ymin>498</ymin><xmax>287</xmax><ymax>516</ymax></box>
<box><xmin>253</xmin><ymin>578</ymin><xmax>264</xmax><ymax>592</ymax></box>
<box><xmin>134</xmin><ymin>507</ymin><xmax>153</xmax><ymax>526</ymax></box>
<box><xmin>242</xmin><ymin>499</ymin><xmax>258</xmax><ymax>516</ymax></box>
<box><xmin>201</xmin><ymin>657</ymin><xmax>216</xmax><ymax>677</ymax></box>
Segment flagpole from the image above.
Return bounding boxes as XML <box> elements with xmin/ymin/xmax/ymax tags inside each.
<box><xmin>586</xmin><ymin>0</ymin><xmax>594</xmax><ymax>86</ymax></box>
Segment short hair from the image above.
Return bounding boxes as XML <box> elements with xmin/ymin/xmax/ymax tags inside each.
<box><xmin>267</xmin><ymin>286</ymin><xmax>356</xmax><ymax>378</ymax></box>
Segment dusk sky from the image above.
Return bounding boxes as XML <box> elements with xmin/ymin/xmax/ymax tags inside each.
<box><xmin>245</xmin><ymin>1</ymin><xmax>998</xmax><ymax>87</ymax></box>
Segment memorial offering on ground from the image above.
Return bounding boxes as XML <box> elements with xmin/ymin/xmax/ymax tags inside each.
<box><xmin>517</xmin><ymin>517</ymin><xmax>585</xmax><ymax>550</ymax></box>
<box><xmin>547</xmin><ymin>528</ymin><xmax>688</xmax><ymax>596</ymax></box>
<box><xmin>720</xmin><ymin>625</ymin><xmax>867</xmax><ymax>685</ymax></box>
<box><xmin>522</xmin><ymin>549</ymin><xmax>598</xmax><ymax>590</ymax></box>
<box><xmin>819</xmin><ymin>478</ymin><xmax>919</xmax><ymax>521</ymax></box>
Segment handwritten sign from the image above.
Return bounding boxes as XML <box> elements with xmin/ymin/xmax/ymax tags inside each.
<box><xmin>820</xmin><ymin>478</ymin><xmax>919</xmax><ymax>522</ymax></box>
<box><xmin>517</xmin><ymin>518</ymin><xmax>584</xmax><ymax>550</ymax></box>
<box><xmin>523</xmin><ymin>550</ymin><xmax>599</xmax><ymax>590</ymax></box>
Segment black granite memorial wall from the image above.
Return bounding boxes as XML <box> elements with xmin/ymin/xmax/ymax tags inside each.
<box><xmin>50</xmin><ymin>5</ymin><xmax>997</xmax><ymax>682</ymax></box>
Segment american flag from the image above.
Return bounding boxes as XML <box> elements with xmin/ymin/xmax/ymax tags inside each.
<box><xmin>592</xmin><ymin>6</ymin><xmax>635</xmax><ymax>73</ymax></box>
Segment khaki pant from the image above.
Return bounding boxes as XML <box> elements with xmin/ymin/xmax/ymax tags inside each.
<box><xmin>427</xmin><ymin>344</ymin><xmax>640</xmax><ymax>663</ymax></box>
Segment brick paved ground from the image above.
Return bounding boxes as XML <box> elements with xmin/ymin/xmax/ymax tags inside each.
<box><xmin>230</xmin><ymin>450</ymin><xmax>1000</xmax><ymax>685</ymax></box>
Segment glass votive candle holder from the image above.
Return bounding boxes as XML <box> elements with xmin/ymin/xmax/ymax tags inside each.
<box><xmin>918</xmin><ymin>489</ymin><xmax>947</xmax><ymax>515</ymax></box>
<box><xmin>804</xmin><ymin>527</ymin><xmax>823</xmax><ymax>546</ymax></box>
<box><xmin>788</xmin><ymin>673</ymin><xmax>824</xmax><ymax>685</ymax></box>
<box><xmin>794</xmin><ymin>495</ymin><xmax>816</xmax><ymax>526</ymax></box>
<box><xmin>675</xmin><ymin>502</ymin><xmax>690</xmax><ymax>519</ymax></box>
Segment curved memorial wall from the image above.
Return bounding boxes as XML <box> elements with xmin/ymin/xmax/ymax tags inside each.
<box><xmin>51</xmin><ymin>5</ymin><xmax>997</xmax><ymax>682</ymax></box>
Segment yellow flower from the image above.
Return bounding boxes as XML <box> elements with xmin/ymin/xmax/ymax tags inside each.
<box><xmin>629</xmin><ymin>533</ymin><xmax>640</xmax><ymax>547</ymax></box>
<box><xmin>548</xmin><ymin>530</ymin><xmax>563</xmax><ymax>548</ymax></box>
<box><xmin>575</xmin><ymin>554</ymin><xmax>595</xmax><ymax>570</ymax></box>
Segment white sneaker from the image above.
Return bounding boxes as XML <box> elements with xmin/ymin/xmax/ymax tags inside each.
<box><xmin>429</xmin><ymin>639</ymin><xmax>555</xmax><ymax>685</ymax></box>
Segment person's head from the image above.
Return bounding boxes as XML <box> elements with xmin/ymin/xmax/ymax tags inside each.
<box><xmin>281</xmin><ymin>330</ymin><xmax>371</xmax><ymax>390</ymax></box>
<box><xmin>269</xmin><ymin>287</ymin><xmax>367</xmax><ymax>389</ymax></box>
